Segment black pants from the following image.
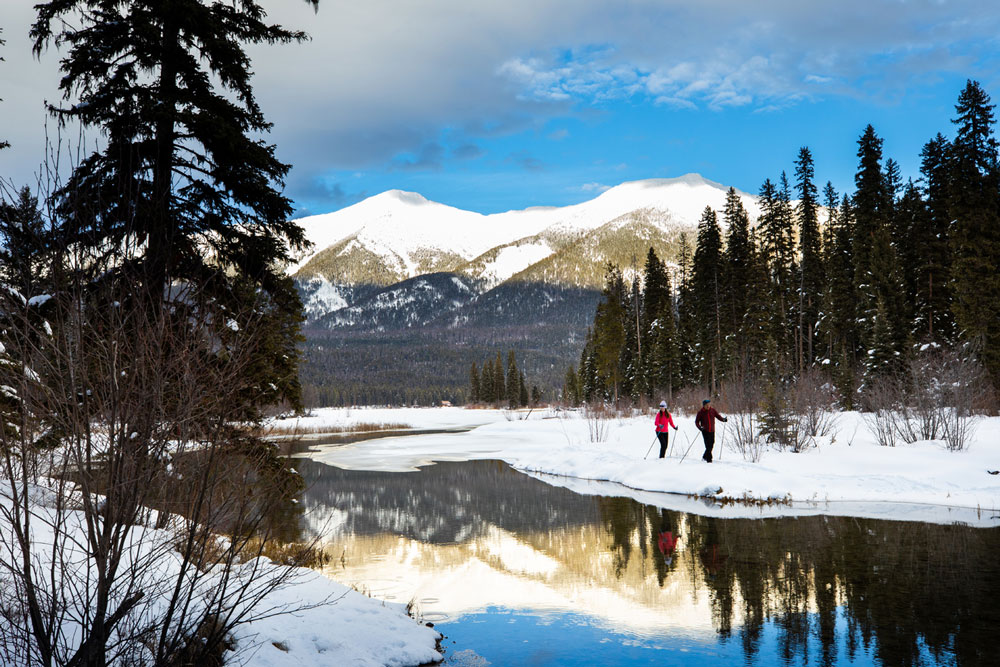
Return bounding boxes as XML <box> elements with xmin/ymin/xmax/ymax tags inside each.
<box><xmin>657</xmin><ymin>431</ymin><xmax>670</xmax><ymax>458</ymax></box>
<box><xmin>701</xmin><ymin>430</ymin><xmax>715</xmax><ymax>462</ymax></box>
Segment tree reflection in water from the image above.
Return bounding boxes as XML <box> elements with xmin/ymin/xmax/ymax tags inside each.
<box><xmin>596</xmin><ymin>494</ymin><xmax>999</xmax><ymax>667</ymax></box>
<box><xmin>291</xmin><ymin>457</ymin><xmax>999</xmax><ymax>666</ymax></box>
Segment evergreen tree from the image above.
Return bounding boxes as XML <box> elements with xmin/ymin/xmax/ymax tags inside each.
<box><xmin>31</xmin><ymin>0</ymin><xmax>315</xmax><ymax>412</ymax></box>
<box><xmin>530</xmin><ymin>385</ymin><xmax>542</xmax><ymax>406</ymax></box>
<box><xmin>916</xmin><ymin>133</ymin><xmax>955</xmax><ymax>341</ymax></box>
<box><xmin>691</xmin><ymin>206</ymin><xmax>724</xmax><ymax>391</ymax></box>
<box><xmin>481</xmin><ymin>360</ymin><xmax>494</xmax><ymax>406</ymax></box>
<box><xmin>948</xmin><ymin>80</ymin><xmax>1000</xmax><ymax>382</ymax></box>
<box><xmin>494</xmin><ymin>351</ymin><xmax>506</xmax><ymax>405</ymax></box>
<box><xmin>795</xmin><ymin>148</ymin><xmax>823</xmax><ymax>369</ymax></box>
<box><xmin>593</xmin><ymin>265</ymin><xmax>627</xmax><ymax>402</ymax></box>
<box><xmin>675</xmin><ymin>233</ymin><xmax>698</xmax><ymax>387</ymax></box>
<box><xmin>506</xmin><ymin>350</ymin><xmax>520</xmax><ymax>408</ymax></box>
<box><xmin>563</xmin><ymin>365</ymin><xmax>577</xmax><ymax>405</ymax></box>
<box><xmin>758</xmin><ymin>176</ymin><xmax>797</xmax><ymax>369</ymax></box>
<box><xmin>469</xmin><ymin>363</ymin><xmax>480</xmax><ymax>403</ymax></box>
<box><xmin>721</xmin><ymin>187</ymin><xmax>752</xmax><ymax>357</ymax></box>
<box><xmin>0</xmin><ymin>187</ymin><xmax>51</xmax><ymax>297</ymax></box>
<box><xmin>643</xmin><ymin>249</ymin><xmax>677</xmax><ymax>400</ymax></box>
<box><xmin>852</xmin><ymin>125</ymin><xmax>906</xmax><ymax>381</ymax></box>
<box><xmin>518</xmin><ymin>370</ymin><xmax>529</xmax><ymax>407</ymax></box>
<box><xmin>579</xmin><ymin>329</ymin><xmax>600</xmax><ymax>403</ymax></box>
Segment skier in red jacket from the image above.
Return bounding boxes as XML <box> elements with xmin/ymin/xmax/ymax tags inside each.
<box><xmin>694</xmin><ymin>398</ymin><xmax>727</xmax><ymax>463</ymax></box>
<box><xmin>654</xmin><ymin>401</ymin><xmax>678</xmax><ymax>458</ymax></box>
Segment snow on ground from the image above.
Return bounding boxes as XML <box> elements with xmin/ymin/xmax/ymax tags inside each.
<box><xmin>278</xmin><ymin>406</ymin><xmax>510</xmax><ymax>434</ymax></box>
<box><xmin>291</xmin><ymin>407</ymin><xmax>1000</xmax><ymax>527</ymax></box>
<box><xmin>237</xmin><ymin>571</ymin><xmax>440</xmax><ymax>667</ymax></box>
<box><xmin>0</xmin><ymin>482</ymin><xmax>441</xmax><ymax>666</ymax></box>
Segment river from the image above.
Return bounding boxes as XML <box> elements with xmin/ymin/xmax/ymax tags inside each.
<box><xmin>282</xmin><ymin>434</ymin><xmax>999</xmax><ymax>666</ymax></box>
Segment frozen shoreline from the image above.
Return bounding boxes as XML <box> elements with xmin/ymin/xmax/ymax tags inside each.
<box><xmin>286</xmin><ymin>406</ymin><xmax>1000</xmax><ymax>527</ymax></box>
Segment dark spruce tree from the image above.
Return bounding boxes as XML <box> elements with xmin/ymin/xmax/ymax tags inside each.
<box><xmin>852</xmin><ymin>125</ymin><xmax>907</xmax><ymax>381</ymax></box>
<box><xmin>469</xmin><ymin>362</ymin><xmax>480</xmax><ymax>403</ymax></box>
<box><xmin>675</xmin><ymin>232</ymin><xmax>699</xmax><ymax>387</ymax></box>
<box><xmin>691</xmin><ymin>206</ymin><xmax>724</xmax><ymax>392</ymax></box>
<box><xmin>641</xmin><ymin>247</ymin><xmax>676</xmax><ymax>400</ymax></box>
<box><xmin>916</xmin><ymin>133</ymin><xmax>955</xmax><ymax>341</ymax></box>
<box><xmin>757</xmin><ymin>176</ymin><xmax>796</xmax><ymax>371</ymax></box>
<box><xmin>794</xmin><ymin>147</ymin><xmax>823</xmax><ymax>370</ymax></box>
<box><xmin>721</xmin><ymin>187</ymin><xmax>752</xmax><ymax>357</ymax></box>
<box><xmin>948</xmin><ymin>80</ymin><xmax>1000</xmax><ymax>383</ymax></box>
<box><xmin>506</xmin><ymin>350</ymin><xmax>520</xmax><ymax>409</ymax></box>
<box><xmin>593</xmin><ymin>265</ymin><xmax>627</xmax><ymax>403</ymax></box>
<box><xmin>31</xmin><ymin>0</ymin><xmax>316</xmax><ymax>412</ymax></box>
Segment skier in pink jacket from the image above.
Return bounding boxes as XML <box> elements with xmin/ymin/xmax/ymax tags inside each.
<box><xmin>654</xmin><ymin>401</ymin><xmax>678</xmax><ymax>458</ymax></box>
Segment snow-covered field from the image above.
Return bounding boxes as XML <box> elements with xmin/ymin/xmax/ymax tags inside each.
<box><xmin>289</xmin><ymin>406</ymin><xmax>1000</xmax><ymax>527</ymax></box>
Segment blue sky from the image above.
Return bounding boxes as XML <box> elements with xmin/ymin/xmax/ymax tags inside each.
<box><xmin>2</xmin><ymin>1</ymin><xmax>999</xmax><ymax>217</ymax></box>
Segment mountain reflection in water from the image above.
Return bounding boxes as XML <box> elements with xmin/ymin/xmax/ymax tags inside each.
<box><xmin>288</xmin><ymin>458</ymin><xmax>999</xmax><ymax>666</ymax></box>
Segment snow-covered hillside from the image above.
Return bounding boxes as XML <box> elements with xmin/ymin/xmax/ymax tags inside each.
<box><xmin>291</xmin><ymin>174</ymin><xmax>760</xmax><ymax>287</ymax></box>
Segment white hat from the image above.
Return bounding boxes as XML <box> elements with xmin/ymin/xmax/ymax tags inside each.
<box><xmin>659</xmin><ymin>401</ymin><xmax>667</xmax><ymax>408</ymax></box>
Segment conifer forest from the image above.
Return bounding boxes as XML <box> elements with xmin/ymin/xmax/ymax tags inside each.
<box><xmin>572</xmin><ymin>80</ymin><xmax>1000</xmax><ymax>416</ymax></box>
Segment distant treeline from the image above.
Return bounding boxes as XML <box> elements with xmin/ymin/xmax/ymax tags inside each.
<box><xmin>570</xmin><ymin>80</ymin><xmax>1000</xmax><ymax>408</ymax></box>
<box><xmin>299</xmin><ymin>327</ymin><xmax>572</xmax><ymax>407</ymax></box>
<box><xmin>469</xmin><ymin>350</ymin><xmax>542</xmax><ymax>408</ymax></box>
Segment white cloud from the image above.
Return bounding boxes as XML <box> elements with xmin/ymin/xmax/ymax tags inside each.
<box><xmin>3</xmin><ymin>0</ymin><xmax>999</xmax><ymax>205</ymax></box>
<box><xmin>580</xmin><ymin>182</ymin><xmax>611</xmax><ymax>192</ymax></box>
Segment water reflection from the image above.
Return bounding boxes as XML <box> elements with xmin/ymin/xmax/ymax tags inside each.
<box><xmin>291</xmin><ymin>458</ymin><xmax>1000</xmax><ymax>666</ymax></box>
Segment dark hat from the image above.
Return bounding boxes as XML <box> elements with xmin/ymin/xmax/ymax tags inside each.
<box><xmin>703</xmin><ymin>399</ymin><xmax>711</xmax><ymax>404</ymax></box>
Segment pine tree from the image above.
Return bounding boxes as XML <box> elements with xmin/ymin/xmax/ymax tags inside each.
<box><xmin>916</xmin><ymin>133</ymin><xmax>955</xmax><ymax>341</ymax></box>
<box><xmin>824</xmin><ymin>196</ymin><xmax>861</xmax><ymax>406</ymax></box>
<box><xmin>675</xmin><ymin>233</ymin><xmax>698</xmax><ymax>387</ymax></box>
<box><xmin>691</xmin><ymin>206</ymin><xmax>724</xmax><ymax>392</ymax></box>
<box><xmin>642</xmin><ymin>248</ymin><xmax>678</xmax><ymax>399</ymax></box>
<box><xmin>494</xmin><ymin>351</ymin><xmax>506</xmax><ymax>405</ymax></box>
<box><xmin>795</xmin><ymin>148</ymin><xmax>823</xmax><ymax>369</ymax></box>
<box><xmin>31</xmin><ymin>0</ymin><xmax>315</xmax><ymax>411</ymax></box>
<box><xmin>721</xmin><ymin>187</ymin><xmax>752</xmax><ymax>360</ymax></box>
<box><xmin>758</xmin><ymin>176</ymin><xmax>796</xmax><ymax>369</ymax></box>
<box><xmin>948</xmin><ymin>80</ymin><xmax>1000</xmax><ymax>382</ymax></box>
<box><xmin>0</xmin><ymin>187</ymin><xmax>51</xmax><ymax>298</ymax></box>
<box><xmin>640</xmin><ymin>247</ymin><xmax>672</xmax><ymax>397</ymax></box>
<box><xmin>469</xmin><ymin>363</ymin><xmax>480</xmax><ymax>403</ymax></box>
<box><xmin>481</xmin><ymin>360</ymin><xmax>494</xmax><ymax>406</ymax></box>
<box><xmin>594</xmin><ymin>265</ymin><xmax>627</xmax><ymax>403</ymax></box>
<box><xmin>518</xmin><ymin>370</ymin><xmax>529</xmax><ymax>407</ymax></box>
<box><xmin>852</xmin><ymin>125</ymin><xmax>907</xmax><ymax>381</ymax></box>
<box><xmin>506</xmin><ymin>350</ymin><xmax>520</xmax><ymax>408</ymax></box>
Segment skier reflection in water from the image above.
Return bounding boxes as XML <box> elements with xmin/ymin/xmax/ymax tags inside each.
<box><xmin>699</xmin><ymin>517</ymin><xmax>728</xmax><ymax>580</ymax></box>
<box><xmin>657</xmin><ymin>509</ymin><xmax>680</xmax><ymax>567</ymax></box>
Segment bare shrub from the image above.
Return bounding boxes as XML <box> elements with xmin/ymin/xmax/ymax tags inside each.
<box><xmin>584</xmin><ymin>402</ymin><xmax>612</xmax><ymax>443</ymax></box>
<box><xmin>791</xmin><ymin>368</ymin><xmax>840</xmax><ymax>440</ymax></box>
<box><xmin>0</xmin><ymin>274</ymin><xmax>320</xmax><ymax>664</ymax></box>
<box><xmin>672</xmin><ymin>385</ymin><xmax>707</xmax><ymax>418</ymax></box>
<box><xmin>934</xmin><ymin>348</ymin><xmax>988</xmax><ymax>451</ymax></box>
<box><xmin>867</xmin><ymin>345</ymin><xmax>988</xmax><ymax>451</ymax></box>
<box><xmin>718</xmin><ymin>362</ymin><xmax>766</xmax><ymax>462</ymax></box>
<box><xmin>862</xmin><ymin>374</ymin><xmax>901</xmax><ymax>447</ymax></box>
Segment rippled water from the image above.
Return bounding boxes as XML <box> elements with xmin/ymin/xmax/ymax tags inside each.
<box><xmin>284</xmin><ymin>451</ymin><xmax>999</xmax><ymax>666</ymax></box>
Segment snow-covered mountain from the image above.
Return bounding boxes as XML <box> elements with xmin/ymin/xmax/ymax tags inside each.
<box><xmin>291</xmin><ymin>174</ymin><xmax>760</xmax><ymax>294</ymax></box>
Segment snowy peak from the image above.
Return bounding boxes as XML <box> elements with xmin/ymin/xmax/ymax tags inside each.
<box><xmin>292</xmin><ymin>174</ymin><xmax>759</xmax><ymax>297</ymax></box>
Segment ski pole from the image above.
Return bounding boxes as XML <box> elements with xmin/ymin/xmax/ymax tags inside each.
<box><xmin>678</xmin><ymin>430</ymin><xmax>698</xmax><ymax>464</ymax></box>
<box><xmin>643</xmin><ymin>433</ymin><xmax>658</xmax><ymax>460</ymax></box>
<box><xmin>718</xmin><ymin>421</ymin><xmax>725</xmax><ymax>461</ymax></box>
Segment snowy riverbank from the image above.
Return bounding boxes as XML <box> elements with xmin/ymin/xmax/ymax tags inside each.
<box><xmin>287</xmin><ymin>406</ymin><xmax>1000</xmax><ymax>527</ymax></box>
<box><xmin>0</xmin><ymin>484</ymin><xmax>442</xmax><ymax>667</ymax></box>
